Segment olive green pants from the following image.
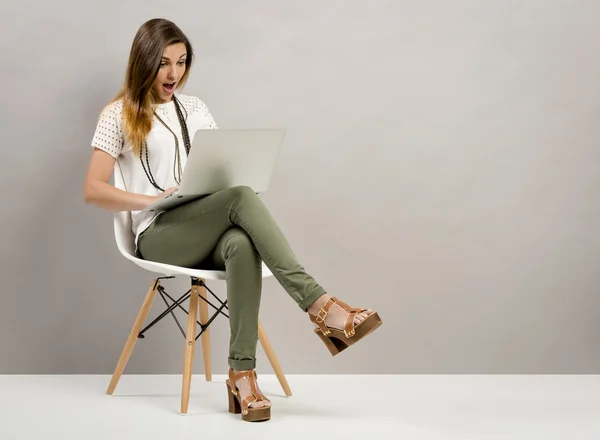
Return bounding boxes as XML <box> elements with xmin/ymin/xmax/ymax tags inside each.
<box><xmin>137</xmin><ymin>185</ymin><xmax>326</xmax><ymax>370</ymax></box>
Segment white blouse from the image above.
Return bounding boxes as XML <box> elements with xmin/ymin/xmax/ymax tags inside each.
<box><xmin>90</xmin><ymin>93</ymin><xmax>218</xmax><ymax>246</ymax></box>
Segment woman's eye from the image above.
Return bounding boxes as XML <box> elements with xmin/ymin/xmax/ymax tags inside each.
<box><xmin>160</xmin><ymin>62</ymin><xmax>185</xmax><ymax>67</ymax></box>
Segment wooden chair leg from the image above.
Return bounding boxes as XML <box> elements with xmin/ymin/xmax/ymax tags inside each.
<box><xmin>181</xmin><ymin>284</ymin><xmax>200</xmax><ymax>414</ymax></box>
<box><xmin>197</xmin><ymin>280</ymin><xmax>212</xmax><ymax>382</ymax></box>
<box><xmin>106</xmin><ymin>280</ymin><xmax>160</xmax><ymax>395</ymax></box>
<box><xmin>258</xmin><ymin>321</ymin><xmax>292</xmax><ymax>396</ymax></box>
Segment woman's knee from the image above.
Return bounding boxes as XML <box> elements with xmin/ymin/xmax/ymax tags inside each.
<box><xmin>226</xmin><ymin>185</ymin><xmax>257</xmax><ymax>201</ymax></box>
<box><xmin>221</xmin><ymin>228</ymin><xmax>258</xmax><ymax>259</ymax></box>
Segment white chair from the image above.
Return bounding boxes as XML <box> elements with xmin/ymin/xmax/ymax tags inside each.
<box><xmin>106</xmin><ymin>163</ymin><xmax>292</xmax><ymax>414</ymax></box>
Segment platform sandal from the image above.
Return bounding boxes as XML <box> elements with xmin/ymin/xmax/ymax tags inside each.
<box><xmin>226</xmin><ymin>368</ymin><xmax>271</xmax><ymax>422</ymax></box>
<box><xmin>309</xmin><ymin>297</ymin><xmax>382</xmax><ymax>356</ymax></box>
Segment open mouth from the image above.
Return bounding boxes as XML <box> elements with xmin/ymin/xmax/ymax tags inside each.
<box><xmin>163</xmin><ymin>82</ymin><xmax>176</xmax><ymax>94</ymax></box>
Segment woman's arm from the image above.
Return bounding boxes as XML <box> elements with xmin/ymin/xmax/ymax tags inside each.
<box><xmin>83</xmin><ymin>148</ymin><xmax>176</xmax><ymax>212</ymax></box>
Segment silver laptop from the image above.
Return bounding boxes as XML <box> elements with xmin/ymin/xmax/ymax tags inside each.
<box><xmin>143</xmin><ymin>128</ymin><xmax>286</xmax><ymax>212</ymax></box>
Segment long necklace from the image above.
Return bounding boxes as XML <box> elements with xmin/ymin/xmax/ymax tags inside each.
<box><xmin>140</xmin><ymin>95</ymin><xmax>191</xmax><ymax>192</ymax></box>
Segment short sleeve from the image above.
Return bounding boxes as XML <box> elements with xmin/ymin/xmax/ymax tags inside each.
<box><xmin>195</xmin><ymin>96</ymin><xmax>218</xmax><ymax>129</ymax></box>
<box><xmin>91</xmin><ymin>101</ymin><xmax>124</xmax><ymax>158</ymax></box>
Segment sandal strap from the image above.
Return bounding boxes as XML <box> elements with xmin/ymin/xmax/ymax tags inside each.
<box><xmin>229</xmin><ymin>368</ymin><xmax>256</xmax><ymax>386</ymax></box>
<box><xmin>309</xmin><ymin>298</ymin><xmax>336</xmax><ymax>336</ymax></box>
<box><xmin>332</xmin><ymin>297</ymin><xmax>364</xmax><ymax>314</ymax></box>
<box><xmin>242</xmin><ymin>395</ymin><xmax>257</xmax><ymax>414</ymax></box>
<box><xmin>333</xmin><ymin>297</ymin><xmax>367</xmax><ymax>337</ymax></box>
<box><xmin>344</xmin><ymin>310</ymin><xmax>358</xmax><ymax>338</ymax></box>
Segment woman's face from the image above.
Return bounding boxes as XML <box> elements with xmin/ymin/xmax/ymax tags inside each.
<box><xmin>152</xmin><ymin>43</ymin><xmax>187</xmax><ymax>103</ymax></box>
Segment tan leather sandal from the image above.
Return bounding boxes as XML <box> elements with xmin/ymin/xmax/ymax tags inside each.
<box><xmin>226</xmin><ymin>368</ymin><xmax>271</xmax><ymax>422</ymax></box>
<box><xmin>309</xmin><ymin>297</ymin><xmax>382</xmax><ymax>356</ymax></box>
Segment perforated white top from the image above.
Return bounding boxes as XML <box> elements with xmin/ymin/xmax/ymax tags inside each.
<box><xmin>91</xmin><ymin>93</ymin><xmax>218</xmax><ymax>245</ymax></box>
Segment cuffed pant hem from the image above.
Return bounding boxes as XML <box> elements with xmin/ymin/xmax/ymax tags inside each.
<box><xmin>298</xmin><ymin>286</ymin><xmax>327</xmax><ymax>312</ymax></box>
<box><xmin>228</xmin><ymin>357</ymin><xmax>256</xmax><ymax>370</ymax></box>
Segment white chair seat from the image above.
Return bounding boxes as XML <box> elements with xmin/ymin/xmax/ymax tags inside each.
<box><xmin>120</xmin><ymin>249</ymin><xmax>273</xmax><ymax>280</ymax></box>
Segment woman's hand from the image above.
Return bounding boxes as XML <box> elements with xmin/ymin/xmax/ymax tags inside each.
<box><xmin>148</xmin><ymin>186</ymin><xmax>179</xmax><ymax>207</ymax></box>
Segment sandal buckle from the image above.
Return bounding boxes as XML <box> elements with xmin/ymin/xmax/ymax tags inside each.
<box><xmin>316</xmin><ymin>308</ymin><xmax>328</xmax><ymax>323</ymax></box>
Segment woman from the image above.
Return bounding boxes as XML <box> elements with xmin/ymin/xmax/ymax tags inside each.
<box><xmin>83</xmin><ymin>18</ymin><xmax>382</xmax><ymax>422</ymax></box>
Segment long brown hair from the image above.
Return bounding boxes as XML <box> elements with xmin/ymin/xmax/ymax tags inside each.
<box><xmin>106</xmin><ymin>18</ymin><xmax>194</xmax><ymax>154</ymax></box>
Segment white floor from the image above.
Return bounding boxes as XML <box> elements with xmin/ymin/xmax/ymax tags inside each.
<box><xmin>0</xmin><ymin>375</ymin><xmax>599</xmax><ymax>440</ymax></box>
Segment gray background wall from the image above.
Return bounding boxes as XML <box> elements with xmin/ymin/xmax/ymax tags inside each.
<box><xmin>1</xmin><ymin>0</ymin><xmax>599</xmax><ymax>374</ymax></box>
